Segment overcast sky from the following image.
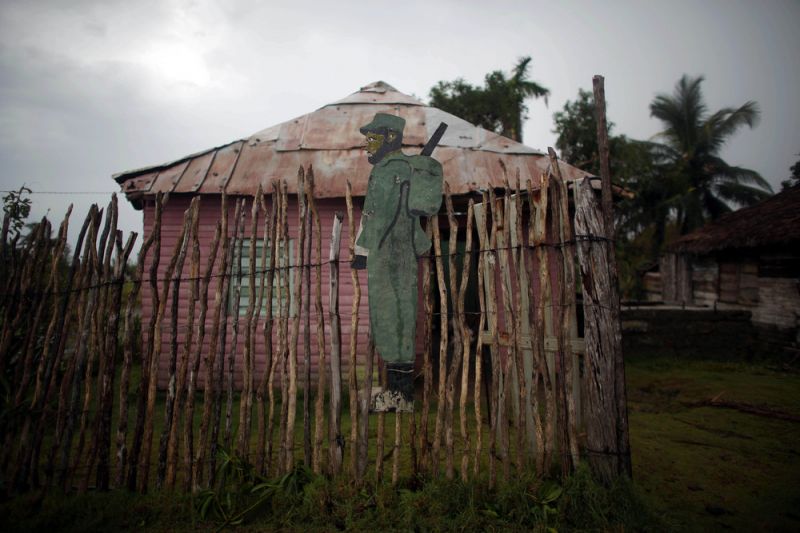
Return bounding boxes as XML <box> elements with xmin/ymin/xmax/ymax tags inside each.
<box><xmin>1</xmin><ymin>0</ymin><xmax>798</xmax><ymax>244</ymax></box>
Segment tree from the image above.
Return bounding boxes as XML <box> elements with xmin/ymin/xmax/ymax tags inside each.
<box><xmin>553</xmin><ymin>89</ymin><xmax>605</xmax><ymax>173</ymax></box>
<box><xmin>780</xmin><ymin>155</ymin><xmax>800</xmax><ymax>191</ymax></box>
<box><xmin>553</xmin><ymin>89</ymin><xmax>661</xmax><ymax>184</ymax></box>
<box><xmin>649</xmin><ymin>75</ymin><xmax>773</xmax><ymax>234</ymax></box>
<box><xmin>553</xmin><ymin>89</ymin><xmax>672</xmax><ymax>297</ymax></box>
<box><xmin>429</xmin><ymin>57</ymin><xmax>549</xmax><ymax>142</ymax></box>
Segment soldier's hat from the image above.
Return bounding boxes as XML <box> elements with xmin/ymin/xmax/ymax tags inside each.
<box><xmin>360</xmin><ymin>113</ymin><xmax>406</xmax><ymax>135</ymax></box>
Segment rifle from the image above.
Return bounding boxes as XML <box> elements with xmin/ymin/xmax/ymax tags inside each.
<box><xmin>421</xmin><ymin>122</ymin><xmax>448</xmax><ymax>156</ymax></box>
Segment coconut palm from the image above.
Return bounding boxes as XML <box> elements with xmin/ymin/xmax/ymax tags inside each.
<box><xmin>429</xmin><ymin>57</ymin><xmax>549</xmax><ymax>142</ymax></box>
<box><xmin>649</xmin><ymin>75</ymin><xmax>773</xmax><ymax>233</ymax></box>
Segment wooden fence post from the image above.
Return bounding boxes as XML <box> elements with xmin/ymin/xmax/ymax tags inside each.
<box><xmin>303</xmin><ymin>169</ymin><xmax>313</xmax><ymax>469</ymax></box>
<box><xmin>458</xmin><ymin>200</ymin><xmax>475</xmax><ymax>482</ymax></box>
<box><xmin>184</xmin><ymin>214</ymin><xmax>221</xmax><ymax>490</ymax></box>
<box><xmin>548</xmin><ymin>149</ymin><xmax>581</xmax><ymax>474</ymax></box>
<box><xmin>472</xmin><ymin>202</ymin><xmax>486</xmax><ymax>477</ymax></box>
<box><xmin>195</xmin><ymin>194</ymin><xmax>231</xmax><ymax>488</ymax></box>
<box><xmin>256</xmin><ymin>184</ymin><xmax>278</xmax><ymax>476</ymax></box>
<box><xmin>592</xmin><ymin>75</ymin><xmax>632</xmax><ymax>479</ymax></box>
<box><xmin>430</xmin><ymin>215</ymin><xmax>448</xmax><ymax>476</ymax></box>
<box><xmin>345</xmin><ymin>181</ymin><xmax>360</xmax><ymax>479</ymax></box>
<box><xmin>147</xmin><ymin>200</ymin><xmax>192</xmax><ymax>491</ymax></box>
<box><xmin>224</xmin><ymin>203</ymin><xmax>247</xmax><ymax>452</ymax></box>
<box><xmin>237</xmin><ymin>188</ymin><xmax>262</xmax><ymax>459</ymax></box>
<box><xmin>418</xmin><ymin>219</ymin><xmax>434</xmax><ymax>474</ymax></box>
<box><xmin>286</xmin><ymin>166</ymin><xmax>307</xmax><ymax>472</ymax></box>
<box><xmin>574</xmin><ymin>177</ymin><xmax>628</xmax><ymax>482</ymax></box>
<box><xmin>96</xmin><ymin>206</ymin><xmax>136</xmax><ymax>490</ymax></box>
<box><xmin>308</xmin><ymin>168</ymin><xmax>328</xmax><ymax>475</ymax></box>
<box><xmin>209</xmin><ymin>198</ymin><xmax>242</xmax><ymax>486</ymax></box>
<box><xmin>327</xmin><ymin>212</ymin><xmax>344</xmax><ymax>475</ymax></box>
<box><xmin>443</xmin><ymin>183</ymin><xmax>462</xmax><ymax>480</ymax></box>
<box><xmin>161</xmin><ymin>197</ymin><xmax>199</xmax><ymax>489</ymax></box>
<box><xmin>530</xmin><ymin>176</ymin><xmax>555</xmax><ymax>473</ymax></box>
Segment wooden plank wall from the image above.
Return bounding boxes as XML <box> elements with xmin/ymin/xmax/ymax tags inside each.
<box><xmin>142</xmin><ymin>195</ymin><xmax>371</xmax><ymax>390</ymax></box>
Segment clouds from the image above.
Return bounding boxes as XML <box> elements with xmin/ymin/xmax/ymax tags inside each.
<box><xmin>1</xmin><ymin>0</ymin><xmax>798</xmax><ymax>244</ymax></box>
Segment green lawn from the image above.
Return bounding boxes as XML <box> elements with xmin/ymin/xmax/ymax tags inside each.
<box><xmin>627</xmin><ymin>356</ymin><xmax>800</xmax><ymax>531</ymax></box>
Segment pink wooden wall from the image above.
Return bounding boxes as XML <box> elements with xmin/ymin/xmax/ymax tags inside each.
<box><xmin>142</xmin><ymin>194</ymin><xmax>430</xmax><ymax>390</ymax></box>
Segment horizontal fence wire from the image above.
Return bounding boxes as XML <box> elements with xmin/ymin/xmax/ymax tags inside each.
<box><xmin>0</xmin><ymin>236</ymin><xmax>613</xmax><ymax>299</ymax></box>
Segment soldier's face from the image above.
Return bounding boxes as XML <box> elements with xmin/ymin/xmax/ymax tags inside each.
<box><xmin>365</xmin><ymin>132</ymin><xmax>385</xmax><ymax>159</ymax></box>
<box><xmin>364</xmin><ymin>129</ymin><xmax>401</xmax><ymax>164</ymax></box>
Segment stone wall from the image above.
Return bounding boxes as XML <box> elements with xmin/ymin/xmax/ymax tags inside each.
<box><xmin>622</xmin><ymin>306</ymin><xmax>799</xmax><ymax>361</ymax></box>
<box><xmin>622</xmin><ymin>307</ymin><xmax>755</xmax><ymax>359</ymax></box>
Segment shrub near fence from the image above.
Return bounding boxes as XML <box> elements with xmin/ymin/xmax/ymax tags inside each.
<box><xmin>0</xmin><ymin>161</ymin><xmax>627</xmax><ymax>495</ymax></box>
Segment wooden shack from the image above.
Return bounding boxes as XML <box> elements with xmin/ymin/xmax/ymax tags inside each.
<box><xmin>113</xmin><ymin>81</ymin><xmax>591</xmax><ymax>388</ymax></box>
<box><xmin>653</xmin><ymin>185</ymin><xmax>800</xmax><ymax>353</ymax></box>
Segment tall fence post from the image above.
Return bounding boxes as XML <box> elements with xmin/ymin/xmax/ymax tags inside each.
<box><xmin>592</xmin><ymin>75</ymin><xmax>632</xmax><ymax>479</ymax></box>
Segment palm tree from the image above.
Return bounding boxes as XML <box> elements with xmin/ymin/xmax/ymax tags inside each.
<box><xmin>483</xmin><ymin>57</ymin><xmax>550</xmax><ymax>142</ymax></box>
<box><xmin>429</xmin><ymin>57</ymin><xmax>549</xmax><ymax>142</ymax></box>
<box><xmin>649</xmin><ymin>75</ymin><xmax>773</xmax><ymax>234</ymax></box>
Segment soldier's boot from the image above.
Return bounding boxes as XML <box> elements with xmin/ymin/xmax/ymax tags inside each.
<box><xmin>370</xmin><ymin>362</ymin><xmax>414</xmax><ymax>413</ymax></box>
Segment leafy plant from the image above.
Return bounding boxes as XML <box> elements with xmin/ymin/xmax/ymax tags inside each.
<box><xmin>196</xmin><ymin>449</ymin><xmax>315</xmax><ymax>530</ymax></box>
<box><xmin>529</xmin><ymin>480</ymin><xmax>563</xmax><ymax>532</ymax></box>
<box><xmin>2</xmin><ymin>185</ymin><xmax>32</xmax><ymax>237</ymax></box>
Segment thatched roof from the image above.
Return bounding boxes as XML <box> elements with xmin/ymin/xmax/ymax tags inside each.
<box><xmin>668</xmin><ymin>185</ymin><xmax>800</xmax><ymax>254</ymax></box>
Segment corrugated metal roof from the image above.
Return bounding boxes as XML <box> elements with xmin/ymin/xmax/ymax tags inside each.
<box><xmin>114</xmin><ymin>80</ymin><xmax>590</xmax><ymax>207</ymax></box>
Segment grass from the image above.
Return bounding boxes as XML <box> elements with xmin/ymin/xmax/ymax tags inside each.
<box><xmin>2</xmin><ymin>353</ymin><xmax>799</xmax><ymax>531</ymax></box>
<box><xmin>627</xmin><ymin>355</ymin><xmax>800</xmax><ymax>531</ymax></box>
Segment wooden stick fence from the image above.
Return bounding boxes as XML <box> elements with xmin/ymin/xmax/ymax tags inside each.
<box><xmin>0</xmin><ymin>164</ymin><xmax>626</xmax><ymax>495</ymax></box>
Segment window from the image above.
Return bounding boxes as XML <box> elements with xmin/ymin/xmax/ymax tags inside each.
<box><xmin>229</xmin><ymin>238</ymin><xmax>295</xmax><ymax>317</ymax></box>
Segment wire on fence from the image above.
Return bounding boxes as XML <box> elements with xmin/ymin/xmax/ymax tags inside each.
<box><xmin>0</xmin><ymin>236</ymin><xmax>614</xmax><ymax>299</ymax></box>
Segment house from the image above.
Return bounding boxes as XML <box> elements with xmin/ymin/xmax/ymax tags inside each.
<box><xmin>655</xmin><ymin>185</ymin><xmax>800</xmax><ymax>355</ymax></box>
<box><xmin>113</xmin><ymin>81</ymin><xmax>590</xmax><ymax>388</ymax></box>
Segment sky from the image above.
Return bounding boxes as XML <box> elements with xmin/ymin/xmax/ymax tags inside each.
<box><xmin>1</xmin><ymin>0</ymin><xmax>798</xmax><ymax>245</ymax></box>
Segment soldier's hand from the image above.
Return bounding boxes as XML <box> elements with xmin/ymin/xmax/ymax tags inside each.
<box><xmin>351</xmin><ymin>255</ymin><xmax>367</xmax><ymax>270</ymax></box>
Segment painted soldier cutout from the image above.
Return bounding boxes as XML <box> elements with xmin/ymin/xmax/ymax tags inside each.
<box><xmin>353</xmin><ymin>113</ymin><xmax>445</xmax><ymax>412</ymax></box>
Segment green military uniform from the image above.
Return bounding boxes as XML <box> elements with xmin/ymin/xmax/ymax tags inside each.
<box><xmin>358</xmin><ymin>152</ymin><xmax>443</xmax><ymax>363</ymax></box>
<box><xmin>357</xmin><ymin>114</ymin><xmax>443</xmax><ymax>368</ymax></box>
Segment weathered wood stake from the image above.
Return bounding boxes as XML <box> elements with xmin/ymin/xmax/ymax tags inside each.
<box><xmin>327</xmin><ymin>212</ymin><xmax>344</xmax><ymax>475</ymax></box>
<box><xmin>345</xmin><ymin>181</ymin><xmax>360</xmax><ymax>479</ymax></box>
<box><xmin>431</xmin><ymin>216</ymin><xmax>448</xmax><ymax>476</ymax></box>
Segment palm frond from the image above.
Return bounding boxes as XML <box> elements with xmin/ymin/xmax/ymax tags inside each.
<box><xmin>706</xmin><ymin>156</ymin><xmax>773</xmax><ymax>192</ymax></box>
<box><xmin>512</xmin><ymin>56</ymin><xmax>532</xmax><ymax>82</ymax></box>
<box><xmin>713</xmin><ymin>181</ymin><xmax>773</xmax><ymax>208</ymax></box>
<box><xmin>511</xmin><ymin>56</ymin><xmax>549</xmax><ymax>106</ymax></box>
<box><xmin>701</xmin><ymin>190</ymin><xmax>732</xmax><ymax>221</ymax></box>
<box><xmin>650</xmin><ymin>75</ymin><xmax>707</xmax><ymax>153</ymax></box>
<box><xmin>704</xmin><ymin>101</ymin><xmax>760</xmax><ymax>152</ymax></box>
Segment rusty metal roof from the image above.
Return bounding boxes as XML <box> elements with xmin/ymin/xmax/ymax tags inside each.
<box><xmin>114</xmin><ymin>81</ymin><xmax>591</xmax><ymax>208</ymax></box>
